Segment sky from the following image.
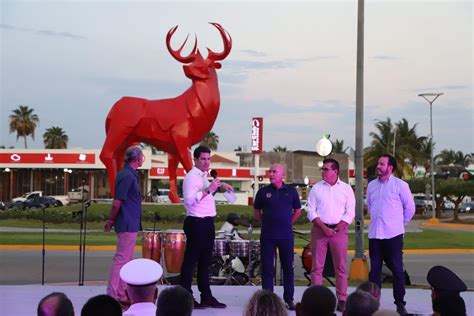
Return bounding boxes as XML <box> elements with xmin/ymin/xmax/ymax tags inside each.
<box><xmin>1</xmin><ymin>0</ymin><xmax>473</xmax><ymax>155</ymax></box>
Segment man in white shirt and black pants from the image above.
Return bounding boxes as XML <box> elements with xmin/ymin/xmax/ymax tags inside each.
<box><xmin>306</xmin><ymin>158</ymin><xmax>355</xmax><ymax>313</ymax></box>
<box><xmin>367</xmin><ymin>154</ymin><xmax>415</xmax><ymax>315</ymax></box>
<box><xmin>179</xmin><ymin>146</ymin><xmax>233</xmax><ymax>309</ymax></box>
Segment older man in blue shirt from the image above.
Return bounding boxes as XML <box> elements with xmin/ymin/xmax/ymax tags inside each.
<box><xmin>367</xmin><ymin>154</ymin><xmax>415</xmax><ymax>315</ymax></box>
<box><xmin>104</xmin><ymin>146</ymin><xmax>144</xmax><ymax>303</ymax></box>
<box><xmin>253</xmin><ymin>163</ymin><xmax>302</xmax><ymax>310</ymax></box>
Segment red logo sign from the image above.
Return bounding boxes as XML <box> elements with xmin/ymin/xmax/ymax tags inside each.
<box><xmin>251</xmin><ymin>117</ymin><xmax>263</xmax><ymax>154</ymax></box>
<box><xmin>0</xmin><ymin>153</ymin><xmax>96</xmax><ymax>164</ymax></box>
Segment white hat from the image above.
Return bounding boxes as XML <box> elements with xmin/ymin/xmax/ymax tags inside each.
<box><xmin>120</xmin><ymin>259</ymin><xmax>163</xmax><ymax>286</ymax></box>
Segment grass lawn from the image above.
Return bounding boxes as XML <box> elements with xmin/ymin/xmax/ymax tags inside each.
<box><xmin>0</xmin><ymin>227</ymin><xmax>472</xmax><ymax>249</ymax></box>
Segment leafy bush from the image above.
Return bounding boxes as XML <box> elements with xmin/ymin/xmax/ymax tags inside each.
<box><xmin>0</xmin><ymin>203</ymin><xmax>258</xmax><ymax>224</ymax></box>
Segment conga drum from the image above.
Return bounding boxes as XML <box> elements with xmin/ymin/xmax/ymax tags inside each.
<box><xmin>163</xmin><ymin>230</ymin><xmax>186</xmax><ymax>273</ymax></box>
<box><xmin>301</xmin><ymin>243</ymin><xmax>312</xmax><ymax>274</ymax></box>
<box><xmin>142</xmin><ymin>230</ymin><xmax>162</xmax><ymax>263</ymax></box>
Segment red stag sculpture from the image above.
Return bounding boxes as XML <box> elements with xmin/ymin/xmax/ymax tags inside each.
<box><xmin>100</xmin><ymin>22</ymin><xmax>232</xmax><ymax>203</ymax></box>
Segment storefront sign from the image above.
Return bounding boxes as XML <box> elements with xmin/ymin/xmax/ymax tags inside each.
<box><xmin>251</xmin><ymin>117</ymin><xmax>263</xmax><ymax>154</ymax></box>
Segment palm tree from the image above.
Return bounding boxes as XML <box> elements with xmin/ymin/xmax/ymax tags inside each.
<box><xmin>435</xmin><ymin>149</ymin><xmax>471</xmax><ymax>166</ymax></box>
<box><xmin>273</xmin><ymin>146</ymin><xmax>287</xmax><ymax>152</ymax></box>
<box><xmin>200</xmin><ymin>131</ymin><xmax>219</xmax><ymax>150</ymax></box>
<box><xmin>9</xmin><ymin>105</ymin><xmax>40</xmax><ymax>148</ymax></box>
<box><xmin>394</xmin><ymin>118</ymin><xmax>427</xmax><ymax>174</ymax></box>
<box><xmin>365</xmin><ymin>117</ymin><xmax>422</xmax><ymax>178</ymax></box>
<box><xmin>43</xmin><ymin>126</ymin><xmax>69</xmax><ymax>149</ymax></box>
<box><xmin>418</xmin><ymin>138</ymin><xmax>435</xmax><ymax>174</ymax></box>
<box><xmin>333</xmin><ymin>139</ymin><xmax>348</xmax><ymax>154</ymax></box>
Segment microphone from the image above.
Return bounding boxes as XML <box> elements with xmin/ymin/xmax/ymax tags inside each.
<box><xmin>209</xmin><ymin>170</ymin><xmax>225</xmax><ymax>193</ymax></box>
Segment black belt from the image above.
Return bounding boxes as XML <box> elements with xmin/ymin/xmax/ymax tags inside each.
<box><xmin>187</xmin><ymin>216</ymin><xmax>214</xmax><ymax>220</ymax></box>
<box><xmin>324</xmin><ymin>223</ymin><xmax>337</xmax><ymax>229</ymax></box>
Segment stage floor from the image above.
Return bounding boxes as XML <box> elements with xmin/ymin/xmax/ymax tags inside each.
<box><xmin>1</xmin><ymin>284</ymin><xmax>472</xmax><ymax>315</ymax></box>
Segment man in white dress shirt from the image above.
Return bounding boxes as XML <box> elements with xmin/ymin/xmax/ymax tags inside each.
<box><xmin>306</xmin><ymin>158</ymin><xmax>355</xmax><ymax>313</ymax></box>
<box><xmin>367</xmin><ymin>154</ymin><xmax>415</xmax><ymax>315</ymax></box>
<box><xmin>179</xmin><ymin>146</ymin><xmax>233</xmax><ymax>309</ymax></box>
<box><xmin>120</xmin><ymin>258</ymin><xmax>162</xmax><ymax>316</ymax></box>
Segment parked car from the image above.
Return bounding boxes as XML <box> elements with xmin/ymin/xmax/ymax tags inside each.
<box><xmin>414</xmin><ymin>199</ymin><xmax>427</xmax><ymax>214</ymax></box>
<box><xmin>9</xmin><ymin>196</ymin><xmax>59</xmax><ymax>210</ymax></box>
<box><xmin>443</xmin><ymin>200</ymin><xmax>455</xmax><ymax>210</ymax></box>
<box><xmin>12</xmin><ymin>191</ymin><xmax>70</xmax><ymax>206</ymax></box>
<box><xmin>459</xmin><ymin>202</ymin><xmax>474</xmax><ymax>213</ymax></box>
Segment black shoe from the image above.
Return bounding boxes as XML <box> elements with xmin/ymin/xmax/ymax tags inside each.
<box><xmin>200</xmin><ymin>296</ymin><xmax>227</xmax><ymax>308</ymax></box>
<box><xmin>285</xmin><ymin>301</ymin><xmax>295</xmax><ymax>311</ymax></box>
<box><xmin>337</xmin><ymin>300</ymin><xmax>346</xmax><ymax>313</ymax></box>
<box><xmin>396</xmin><ymin>303</ymin><xmax>407</xmax><ymax>315</ymax></box>
<box><xmin>193</xmin><ymin>299</ymin><xmax>205</xmax><ymax>309</ymax></box>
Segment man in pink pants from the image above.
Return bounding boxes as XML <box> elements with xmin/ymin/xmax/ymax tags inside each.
<box><xmin>104</xmin><ymin>146</ymin><xmax>145</xmax><ymax>304</ymax></box>
<box><xmin>306</xmin><ymin>158</ymin><xmax>355</xmax><ymax>313</ymax></box>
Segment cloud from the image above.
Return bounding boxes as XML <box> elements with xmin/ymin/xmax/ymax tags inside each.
<box><xmin>1</xmin><ymin>23</ymin><xmax>85</xmax><ymax>40</ymax></box>
<box><xmin>240</xmin><ymin>49</ymin><xmax>267</xmax><ymax>57</ymax></box>
<box><xmin>372</xmin><ymin>55</ymin><xmax>400</xmax><ymax>60</ymax></box>
<box><xmin>227</xmin><ymin>56</ymin><xmax>338</xmax><ymax>71</ymax></box>
<box><xmin>414</xmin><ymin>85</ymin><xmax>469</xmax><ymax>92</ymax></box>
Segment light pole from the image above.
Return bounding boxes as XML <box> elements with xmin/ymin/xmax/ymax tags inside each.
<box><xmin>418</xmin><ymin>92</ymin><xmax>443</xmax><ymax>219</ymax></box>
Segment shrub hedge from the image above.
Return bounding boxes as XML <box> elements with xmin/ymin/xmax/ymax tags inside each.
<box><xmin>0</xmin><ymin>203</ymin><xmax>310</xmax><ymax>225</ymax></box>
<box><xmin>0</xmin><ymin>204</ymin><xmax>256</xmax><ymax>224</ymax></box>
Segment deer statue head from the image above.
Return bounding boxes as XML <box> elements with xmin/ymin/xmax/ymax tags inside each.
<box><xmin>166</xmin><ymin>22</ymin><xmax>232</xmax><ymax>80</ymax></box>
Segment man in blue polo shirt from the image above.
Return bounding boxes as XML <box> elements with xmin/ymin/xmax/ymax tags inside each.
<box><xmin>253</xmin><ymin>163</ymin><xmax>302</xmax><ymax>310</ymax></box>
<box><xmin>104</xmin><ymin>146</ymin><xmax>144</xmax><ymax>304</ymax></box>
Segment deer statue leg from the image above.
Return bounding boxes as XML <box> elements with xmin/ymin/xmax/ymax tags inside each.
<box><xmin>167</xmin><ymin>153</ymin><xmax>181</xmax><ymax>203</ymax></box>
<box><xmin>99</xmin><ymin>127</ymin><xmax>134</xmax><ymax>198</ymax></box>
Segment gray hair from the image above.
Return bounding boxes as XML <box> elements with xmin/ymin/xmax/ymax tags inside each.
<box><xmin>124</xmin><ymin>146</ymin><xmax>143</xmax><ymax>164</ymax></box>
<box><xmin>243</xmin><ymin>290</ymin><xmax>287</xmax><ymax>316</ymax></box>
<box><xmin>345</xmin><ymin>290</ymin><xmax>379</xmax><ymax>316</ymax></box>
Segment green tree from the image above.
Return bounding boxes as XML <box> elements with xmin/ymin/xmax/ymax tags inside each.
<box><xmin>9</xmin><ymin>105</ymin><xmax>40</xmax><ymax>148</ymax></box>
<box><xmin>436</xmin><ymin>179</ymin><xmax>474</xmax><ymax>221</ymax></box>
<box><xmin>418</xmin><ymin>138</ymin><xmax>435</xmax><ymax>174</ymax></box>
<box><xmin>43</xmin><ymin>126</ymin><xmax>69</xmax><ymax>149</ymax></box>
<box><xmin>408</xmin><ymin>178</ymin><xmax>474</xmax><ymax>220</ymax></box>
<box><xmin>435</xmin><ymin>149</ymin><xmax>471</xmax><ymax>167</ymax></box>
<box><xmin>200</xmin><ymin>131</ymin><xmax>219</xmax><ymax>150</ymax></box>
<box><xmin>394</xmin><ymin>118</ymin><xmax>427</xmax><ymax>171</ymax></box>
<box><xmin>333</xmin><ymin>139</ymin><xmax>348</xmax><ymax>154</ymax></box>
<box><xmin>272</xmin><ymin>146</ymin><xmax>287</xmax><ymax>152</ymax></box>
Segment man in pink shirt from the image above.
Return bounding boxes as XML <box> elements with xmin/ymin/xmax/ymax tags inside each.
<box><xmin>306</xmin><ymin>158</ymin><xmax>355</xmax><ymax>313</ymax></box>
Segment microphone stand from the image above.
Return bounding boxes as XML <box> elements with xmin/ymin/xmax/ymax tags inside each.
<box><xmin>150</xmin><ymin>212</ymin><xmax>159</xmax><ymax>261</ymax></box>
<box><xmin>41</xmin><ymin>204</ymin><xmax>47</xmax><ymax>285</ymax></box>
<box><xmin>79</xmin><ymin>179</ymin><xmax>89</xmax><ymax>286</ymax></box>
<box><xmin>246</xmin><ymin>222</ymin><xmax>256</xmax><ymax>286</ymax></box>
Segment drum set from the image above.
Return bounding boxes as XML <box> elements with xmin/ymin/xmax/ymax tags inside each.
<box><xmin>141</xmin><ymin>226</ymin><xmax>262</xmax><ymax>285</ymax></box>
<box><xmin>209</xmin><ymin>231</ymin><xmax>262</xmax><ymax>285</ymax></box>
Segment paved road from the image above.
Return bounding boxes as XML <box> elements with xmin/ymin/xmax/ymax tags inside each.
<box><xmin>1</xmin><ymin>248</ymin><xmax>472</xmax><ymax>288</ymax></box>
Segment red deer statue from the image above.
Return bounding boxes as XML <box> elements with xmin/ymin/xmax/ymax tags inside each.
<box><xmin>100</xmin><ymin>22</ymin><xmax>232</xmax><ymax>203</ymax></box>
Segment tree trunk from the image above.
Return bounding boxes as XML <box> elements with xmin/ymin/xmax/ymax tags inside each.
<box><xmin>23</xmin><ymin>136</ymin><xmax>28</xmax><ymax>149</ymax></box>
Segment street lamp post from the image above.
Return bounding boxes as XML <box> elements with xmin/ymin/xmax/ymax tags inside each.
<box><xmin>418</xmin><ymin>92</ymin><xmax>443</xmax><ymax>219</ymax></box>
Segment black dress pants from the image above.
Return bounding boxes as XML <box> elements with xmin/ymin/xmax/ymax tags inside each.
<box><xmin>369</xmin><ymin>234</ymin><xmax>405</xmax><ymax>306</ymax></box>
<box><xmin>179</xmin><ymin>216</ymin><xmax>215</xmax><ymax>299</ymax></box>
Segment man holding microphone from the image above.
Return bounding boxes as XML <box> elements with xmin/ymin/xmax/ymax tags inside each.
<box><xmin>179</xmin><ymin>146</ymin><xmax>233</xmax><ymax>309</ymax></box>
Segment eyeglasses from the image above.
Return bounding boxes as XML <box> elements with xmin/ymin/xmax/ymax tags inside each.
<box><xmin>320</xmin><ymin>167</ymin><xmax>335</xmax><ymax>172</ymax></box>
